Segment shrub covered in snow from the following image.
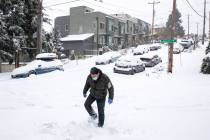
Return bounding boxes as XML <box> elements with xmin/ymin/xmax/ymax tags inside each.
<box><xmin>201</xmin><ymin>54</ymin><xmax>210</xmax><ymax>74</ymax></box>
<box><xmin>205</xmin><ymin>42</ymin><xmax>210</xmax><ymax>54</ymax></box>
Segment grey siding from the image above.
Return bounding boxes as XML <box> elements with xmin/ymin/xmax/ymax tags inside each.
<box><xmin>61</xmin><ymin>36</ymin><xmax>96</xmax><ymax>55</ymax></box>
<box><xmin>54</xmin><ymin>16</ymin><xmax>70</xmax><ymax>37</ymax></box>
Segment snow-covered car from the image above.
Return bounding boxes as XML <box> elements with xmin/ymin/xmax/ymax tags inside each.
<box><xmin>133</xmin><ymin>45</ymin><xmax>150</xmax><ymax>55</ymax></box>
<box><xmin>95</xmin><ymin>51</ymin><xmax>121</xmax><ymax>65</ymax></box>
<box><xmin>173</xmin><ymin>43</ymin><xmax>184</xmax><ymax>54</ymax></box>
<box><xmin>149</xmin><ymin>43</ymin><xmax>162</xmax><ymax>51</ymax></box>
<box><xmin>11</xmin><ymin>53</ymin><xmax>64</xmax><ymax>78</ymax></box>
<box><xmin>140</xmin><ymin>54</ymin><xmax>162</xmax><ymax>67</ymax></box>
<box><xmin>113</xmin><ymin>56</ymin><xmax>145</xmax><ymax>75</ymax></box>
<box><xmin>179</xmin><ymin>40</ymin><xmax>192</xmax><ymax>49</ymax></box>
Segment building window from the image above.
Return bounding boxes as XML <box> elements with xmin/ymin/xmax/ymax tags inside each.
<box><xmin>112</xmin><ymin>26</ymin><xmax>114</xmax><ymax>32</ymax></box>
<box><xmin>100</xmin><ymin>23</ymin><xmax>105</xmax><ymax>29</ymax></box>
<box><xmin>93</xmin><ymin>23</ymin><xmax>96</xmax><ymax>29</ymax></box>
<box><xmin>99</xmin><ymin>36</ymin><xmax>105</xmax><ymax>45</ymax></box>
<box><xmin>130</xmin><ymin>27</ymin><xmax>132</xmax><ymax>33</ymax></box>
<box><xmin>65</xmin><ymin>24</ymin><xmax>69</xmax><ymax>32</ymax></box>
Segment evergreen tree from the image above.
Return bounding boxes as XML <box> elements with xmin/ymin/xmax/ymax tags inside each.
<box><xmin>162</xmin><ymin>8</ymin><xmax>185</xmax><ymax>39</ymax></box>
<box><xmin>0</xmin><ymin>0</ymin><xmax>24</xmax><ymax>61</ymax></box>
<box><xmin>205</xmin><ymin>42</ymin><xmax>210</xmax><ymax>55</ymax></box>
<box><xmin>52</xmin><ymin>28</ymin><xmax>62</xmax><ymax>51</ymax></box>
<box><xmin>0</xmin><ymin>0</ymin><xmax>52</xmax><ymax>61</ymax></box>
<box><xmin>42</xmin><ymin>30</ymin><xmax>53</xmax><ymax>53</ymax></box>
<box><xmin>23</xmin><ymin>0</ymin><xmax>39</xmax><ymax>59</ymax></box>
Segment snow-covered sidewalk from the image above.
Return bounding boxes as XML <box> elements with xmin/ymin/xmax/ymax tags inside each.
<box><xmin>0</xmin><ymin>43</ymin><xmax>210</xmax><ymax>140</ymax></box>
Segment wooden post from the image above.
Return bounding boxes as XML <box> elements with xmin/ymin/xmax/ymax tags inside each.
<box><xmin>168</xmin><ymin>0</ymin><xmax>176</xmax><ymax>73</ymax></box>
<box><xmin>0</xmin><ymin>57</ymin><xmax>2</xmax><ymax>73</ymax></box>
<box><xmin>37</xmin><ymin>0</ymin><xmax>43</xmax><ymax>54</ymax></box>
<box><xmin>15</xmin><ymin>49</ymin><xmax>20</xmax><ymax>68</ymax></box>
<box><xmin>96</xmin><ymin>17</ymin><xmax>99</xmax><ymax>55</ymax></box>
<box><xmin>202</xmin><ymin>0</ymin><xmax>206</xmax><ymax>45</ymax></box>
<box><xmin>148</xmin><ymin>0</ymin><xmax>160</xmax><ymax>43</ymax></box>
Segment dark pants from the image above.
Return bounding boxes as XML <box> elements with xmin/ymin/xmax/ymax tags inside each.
<box><xmin>84</xmin><ymin>94</ymin><xmax>106</xmax><ymax>126</ymax></box>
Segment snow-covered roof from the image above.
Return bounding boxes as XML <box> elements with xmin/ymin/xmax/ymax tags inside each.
<box><xmin>61</xmin><ymin>33</ymin><xmax>94</xmax><ymax>42</ymax></box>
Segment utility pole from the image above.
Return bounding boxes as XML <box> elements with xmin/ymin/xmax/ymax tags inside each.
<box><xmin>96</xmin><ymin>17</ymin><xmax>99</xmax><ymax>55</ymax></box>
<box><xmin>202</xmin><ymin>0</ymin><xmax>206</xmax><ymax>45</ymax></box>
<box><xmin>37</xmin><ymin>0</ymin><xmax>43</xmax><ymax>54</ymax></box>
<box><xmin>197</xmin><ymin>23</ymin><xmax>199</xmax><ymax>36</ymax></box>
<box><xmin>168</xmin><ymin>0</ymin><xmax>176</xmax><ymax>73</ymax></box>
<box><xmin>0</xmin><ymin>57</ymin><xmax>2</xmax><ymax>73</ymax></box>
<box><xmin>188</xmin><ymin>14</ymin><xmax>190</xmax><ymax>39</ymax></box>
<box><xmin>148</xmin><ymin>0</ymin><xmax>160</xmax><ymax>43</ymax></box>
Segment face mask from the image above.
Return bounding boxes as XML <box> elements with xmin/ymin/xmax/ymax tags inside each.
<box><xmin>91</xmin><ymin>73</ymin><xmax>99</xmax><ymax>81</ymax></box>
<box><xmin>92</xmin><ymin>76</ymin><xmax>98</xmax><ymax>81</ymax></box>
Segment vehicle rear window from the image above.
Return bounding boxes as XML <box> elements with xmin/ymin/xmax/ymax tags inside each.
<box><xmin>36</xmin><ymin>58</ymin><xmax>55</xmax><ymax>61</ymax></box>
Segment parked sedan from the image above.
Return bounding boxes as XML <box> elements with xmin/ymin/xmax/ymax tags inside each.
<box><xmin>11</xmin><ymin>53</ymin><xmax>64</xmax><ymax>78</ymax></box>
<box><xmin>149</xmin><ymin>43</ymin><xmax>162</xmax><ymax>51</ymax></box>
<box><xmin>173</xmin><ymin>43</ymin><xmax>184</xmax><ymax>54</ymax></box>
<box><xmin>95</xmin><ymin>51</ymin><xmax>121</xmax><ymax>65</ymax></box>
<box><xmin>133</xmin><ymin>45</ymin><xmax>150</xmax><ymax>55</ymax></box>
<box><xmin>113</xmin><ymin>56</ymin><xmax>145</xmax><ymax>75</ymax></box>
<box><xmin>179</xmin><ymin>39</ymin><xmax>192</xmax><ymax>49</ymax></box>
<box><xmin>140</xmin><ymin>54</ymin><xmax>162</xmax><ymax>67</ymax></box>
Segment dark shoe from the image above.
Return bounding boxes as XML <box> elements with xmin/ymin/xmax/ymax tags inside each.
<box><xmin>98</xmin><ymin>123</ymin><xmax>103</xmax><ymax>127</ymax></box>
<box><xmin>91</xmin><ymin>114</ymin><xmax>97</xmax><ymax>120</ymax></box>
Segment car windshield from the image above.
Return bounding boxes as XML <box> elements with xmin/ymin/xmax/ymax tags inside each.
<box><xmin>36</xmin><ymin>58</ymin><xmax>55</xmax><ymax>62</ymax></box>
<box><xmin>140</xmin><ymin>58</ymin><xmax>151</xmax><ymax>62</ymax></box>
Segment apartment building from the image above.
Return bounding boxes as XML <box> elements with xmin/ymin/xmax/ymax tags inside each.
<box><xmin>55</xmin><ymin>6</ymin><xmax>150</xmax><ymax>55</ymax></box>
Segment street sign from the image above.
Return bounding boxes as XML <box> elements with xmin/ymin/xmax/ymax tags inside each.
<box><xmin>160</xmin><ymin>39</ymin><xmax>177</xmax><ymax>43</ymax></box>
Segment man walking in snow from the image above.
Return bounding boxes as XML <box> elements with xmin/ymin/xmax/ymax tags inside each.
<box><xmin>83</xmin><ymin>67</ymin><xmax>114</xmax><ymax>127</ymax></box>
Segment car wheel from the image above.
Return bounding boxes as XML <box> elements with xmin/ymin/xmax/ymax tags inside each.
<box><xmin>113</xmin><ymin>69</ymin><xmax>116</xmax><ymax>73</ymax></box>
<box><xmin>130</xmin><ymin>70</ymin><xmax>135</xmax><ymax>75</ymax></box>
<box><xmin>25</xmin><ymin>73</ymin><xmax>30</xmax><ymax>77</ymax></box>
<box><xmin>29</xmin><ymin>70</ymin><xmax>36</xmax><ymax>75</ymax></box>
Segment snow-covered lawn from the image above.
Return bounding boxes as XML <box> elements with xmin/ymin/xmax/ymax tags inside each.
<box><xmin>0</xmin><ymin>43</ymin><xmax>210</xmax><ymax>140</ymax></box>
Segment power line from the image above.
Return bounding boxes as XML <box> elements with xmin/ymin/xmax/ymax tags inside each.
<box><xmin>81</xmin><ymin>0</ymin><xmax>150</xmax><ymax>22</ymax></box>
<box><xmin>44</xmin><ymin>0</ymin><xmax>81</xmax><ymax>8</ymax></box>
<box><xmin>46</xmin><ymin>7</ymin><xmax>67</xmax><ymax>13</ymax></box>
<box><xmin>184</xmin><ymin>0</ymin><xmax>203</xmax><ymax>17</ymax></box>
<box><xmin>43</xmin><ymin>0</ymin><xmax>151</xmax><ymax>22</ymax></box>
<box><xmin>94</xmin><ymin>0</ymin><xmax>149</xmax><ymax>16</ymax></box>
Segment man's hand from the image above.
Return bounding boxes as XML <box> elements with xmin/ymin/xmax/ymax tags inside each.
<box><xmin>83</xmin><ymin>93</ymin><xmax>87</xmax><ymax>98</ymax></box>
<box><xmin>108</xmin><ymin>98</ymin><xmax>113</xmax><ymax>104</ymax></box>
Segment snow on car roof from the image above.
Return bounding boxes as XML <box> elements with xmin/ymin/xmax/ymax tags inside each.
<box><xmin>96</xmin><ymin>51</ymin><xmax>121</xmax><ymax>61</ymax></box>
<box><xmin>60</xmin><ymin>33</ymin><xmax>94</xmax><ymax>41</ymax></box>
<box><xmin>150</xmin><ymin>43</ymin><xmax>162</xmax><ymax>46</ymax></box>
<box><xmin>136</xmin><ymin>44</ymin><xmax>149</xmax><ymax>48</ymax></box>
<box><xmin>118</xmin><ymin>55</ymin><xmax>139</xmax><ymax>61</ymax></box>
<box><xmin>116</xmin><ymin>55</ymin><xmax>142</xmax><ymax>65</ymax></box>
<box><xmin>140</xmin><ymin>52</ymin><xmax>158</xmax><ymax>58</ymax></box>
<box><xmin>36</xmin><ymin>53</ymin><xmax>57</xmax><ymax>59</ymax></box>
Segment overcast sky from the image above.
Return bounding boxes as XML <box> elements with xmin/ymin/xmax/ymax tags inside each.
<box><xmin>43</xmin><ymin>0</ymin><xmax>210</xmax><ymax>36</ymax></box>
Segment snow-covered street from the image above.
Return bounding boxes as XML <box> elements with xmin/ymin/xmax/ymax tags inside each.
<box><xmin>1</xmin><ymin>43</ymin><xmax>210</xmax><ymax>140</ymax></box>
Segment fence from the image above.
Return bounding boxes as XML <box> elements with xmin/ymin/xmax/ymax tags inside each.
<box><xmin>0</xmin><ymin>63</ymin><xmax>27</xmax><ymax>73</ymax></box>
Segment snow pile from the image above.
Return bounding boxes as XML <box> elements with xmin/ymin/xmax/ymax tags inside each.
<box><xmin>0</xmin><ymin>42</ymin><xmax>210</xmax><ymax>140</ymax></box>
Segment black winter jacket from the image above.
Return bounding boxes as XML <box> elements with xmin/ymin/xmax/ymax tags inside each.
<box><xmin>83</xmin><ymin>70</ymin><xmax>114</xmax><ymax>100</ymax></box>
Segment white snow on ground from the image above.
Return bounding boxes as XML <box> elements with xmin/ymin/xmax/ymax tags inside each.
<box><xmin>0</xmin><ymin>42</ymin><xmax>210</xmax><ymax>140</ymax></box>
